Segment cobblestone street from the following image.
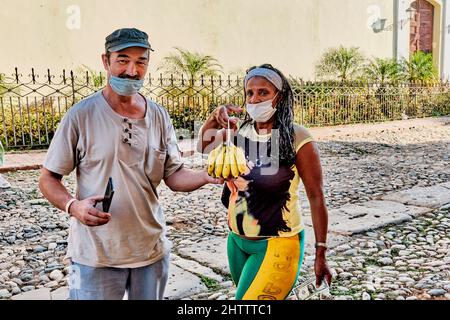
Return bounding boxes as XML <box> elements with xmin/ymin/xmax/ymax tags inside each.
<box><xmin>0</xmin><ymin>119</ymin><xmax>449</xmax><ymax>300</ymax></box>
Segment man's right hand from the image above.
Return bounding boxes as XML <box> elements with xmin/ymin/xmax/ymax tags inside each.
<box><xmin>69</xmin><ymin>195</ymin><xmax>111</xmax><ymax>227</ymax></box>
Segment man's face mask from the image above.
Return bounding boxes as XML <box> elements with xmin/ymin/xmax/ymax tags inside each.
<box><xmin>246</xmin><ymin>93</ymin><xmax>278</xmax><ymax>123</ymax></box>
<box><xmin>108</xmin><ymin>65</ymin><xmax>144</xmax><ymax>96</ymax></box>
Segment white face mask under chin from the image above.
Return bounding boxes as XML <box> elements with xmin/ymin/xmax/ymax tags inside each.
<box><xmin>246</xmin><ymin>94</ymin><xmax>278</xmax><ymax>123</ymax></box>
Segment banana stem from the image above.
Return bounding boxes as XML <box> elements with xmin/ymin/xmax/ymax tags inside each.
<box><xmin>227</xmin><ymin>118</ymin><xmax>231</xmax><ymax>147</ymax></box>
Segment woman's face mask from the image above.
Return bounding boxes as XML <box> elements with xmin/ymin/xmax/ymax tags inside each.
<box><xmin>246</xmin><ymin>93</ymin><xmax>278</xmax><ymax>123</ymax></box>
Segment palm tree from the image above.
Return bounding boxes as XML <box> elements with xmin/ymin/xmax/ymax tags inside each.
<box><xmin>315</xmin><ymin>46</ymin><xmax>366</xmax><ymax>82</ymax></box>
<box><xmin>363</xmin><ymin>58</ymin><xmax>402</xmax><ymax>118</ymax></box>
<box><xmin>158</xmin><ymin>47</ymin><xmax>223</xmax><ymax>79</ymax></box>
<box><xmin>399</xmin><ymin>51</ymin><xmax>438</xmax><ymax>118</ymax></box>
<box><xmin>400</xmin><ymin>51</ymin><xmax>438</xmax><ymax>83</ymax></box>
<box><xmin>157</xmin><ymin>48</ymin><xmax>223</xmax><ymax>133</ymax></box>
<box><xmin>364</xmin><ymin>58</ymin><xmax>402</xmax><ymax>84</ymax></box>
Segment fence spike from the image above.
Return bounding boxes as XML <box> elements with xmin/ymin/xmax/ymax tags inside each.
<box><xmin>70</xmin><ymin>70</ymin><xmax>75</xmax><ymax>104</ymax></box>
<box><xmin>47</xmin><ymin>69</ymin><xmax>52</xmax><ymax>84</ymax></box>
<box><xmin>31</xmin><ymin>68</ymin><xmax>36</xmax><ymax>84</ymax></box>
<box><xmin>14</xmin><ymin>67</ymin><xmax>19</xmax><ymax>83</ymax></box>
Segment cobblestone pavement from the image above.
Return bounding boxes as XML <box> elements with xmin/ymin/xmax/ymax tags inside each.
<box><xmin>0</xmin><ymin>122</ymin><xmax>449</xmax><ymax>300</ymax></box>
<box><xmin>185</xmin><ymin>207</ymin><xmax>450</xmax><ymax>301</ymax></box>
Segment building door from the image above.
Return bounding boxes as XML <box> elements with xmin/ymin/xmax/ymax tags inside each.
<box><xmin>410</xmin><ymin>0</ymin><xmax>434</xmax><ymax>54</ymax></box>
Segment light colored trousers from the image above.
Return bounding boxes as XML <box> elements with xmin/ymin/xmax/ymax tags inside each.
<box><xmin>69</xmin><ymin>255</ymin><xmax>169</xmax><ymax>300</ymax></box>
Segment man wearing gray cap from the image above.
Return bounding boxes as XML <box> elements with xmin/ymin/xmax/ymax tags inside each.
<box><xmin>39</xmin><ymin>28</ymin><xmax>223</xmax><ymax>300</ymax></box>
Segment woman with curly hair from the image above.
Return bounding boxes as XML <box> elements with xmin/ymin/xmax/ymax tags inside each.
<box><xmin>197</xmin><ymin>64</ymin><xmax>332</xmax><ymax>300</ymax></box>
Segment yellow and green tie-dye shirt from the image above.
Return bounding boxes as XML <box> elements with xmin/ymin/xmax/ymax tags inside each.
<box><xmin>222</xmin><ymin>122</ymin><xmax>314</xmax><ymax>238</ymax></box>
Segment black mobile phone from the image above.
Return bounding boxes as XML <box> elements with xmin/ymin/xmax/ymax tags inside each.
<box><xmin>102</xmin><ymin>177</ymin><xmax>114</xmax><ymax>213</ymax></box>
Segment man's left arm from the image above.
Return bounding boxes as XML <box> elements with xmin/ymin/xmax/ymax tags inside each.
<box><xmin>164</xmin><ymin>167</ymin><xmax>222</xmax><ymax>192</ymax></box>
<box><xmin>162</xmin><ymin>113</ymin><xmax>223</xmax><ymax>192</ymax></box>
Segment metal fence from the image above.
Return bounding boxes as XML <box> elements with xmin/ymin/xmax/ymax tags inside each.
<box><xmin>1</xmin><ymin>68</ymin><xmax>450</xmax><ymax>149</ymax></box>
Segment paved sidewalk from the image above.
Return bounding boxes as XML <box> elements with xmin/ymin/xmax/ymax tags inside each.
<box><xmin>1</xmin><ymin>116</ymin><xmax>449</xmax><ymax>173</ymax></box>
<box><xmin>0</xmin><ymin>151</ymin><xmax>46</xmax><ymax>173</ymax></box>
<box><xmin>305</xmin><ymin>116</ymin><xmax>450</xmax><ymax>140</ymax></box>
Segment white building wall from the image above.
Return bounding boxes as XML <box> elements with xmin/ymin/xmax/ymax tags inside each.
<box><xmin>442</xmin><ymin>0</ymin><xmax>450</xmax><ymax>80</ymax></box>
<box><xmin>0</xmin><ymin>0</ymin><xmax>394</xmax><ymax>79</ymax></box>
<box><xmin>395</xmin><ymin>0</ymin><xmax>413</xmax><ymax>60</ymax></box>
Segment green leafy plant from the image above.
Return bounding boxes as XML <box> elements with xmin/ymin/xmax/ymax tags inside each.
<box><xmin>315</xmin><ymin>46</ymin><xmax>366</xmax><ymax>82</ymax></box>
<box><xmin>158</xmin><ymin>47</ymin><xmax>223</xmax><ymax>79</ymax></box>
<box><xmin>0</xmin><ymin>74</ymin><xmax>16</xmax><ymax>98</ymax></box>
<box><xmin>362</xmin><ymin>58</ymin><xmax>404</xmax><ymax>117</ymax></box>
<box><xmin>400</xmin><ymin>51</ymin><xmax>438</xmax><ymax>83</ymax></box>
<box><xmin>78</xmin><ymin>65</ymin><xmax>105</xmax><ymax>88</ymax></box>
<box><xmin>72</xmin><ymin>65</ymin><xmax>106</xmax><ymax>98</ymax></box>
<box><xmin>364</xmin><ymin>58</ymin><xmax>402</xmax><ymax>84</ymax></box>
<box><xmin>0</xmin><ymin>98</ymin><xmax>63</xmax><ymax>149</ymax></box>
<box><xmin>200</xmin><ymin>275</ymin><xmax>221</xmax><ymax>291</ymax></box>
<box><xmin>0</xmin><ymin>74</ymin><xmax>5</xmax><ymax>97</ymax></box>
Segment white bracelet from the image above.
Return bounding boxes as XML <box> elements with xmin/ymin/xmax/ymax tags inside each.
<box><xmin>65</xmin><ymin>198</ymin><xmax>78</xmax><ymax>215</ymax></box>
<box><xmin>315</xmin><ymin>242</ymin><xmax>328</xmax><ymax>249</ymax></box>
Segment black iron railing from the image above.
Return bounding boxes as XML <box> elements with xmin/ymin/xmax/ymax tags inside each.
<box><xmin>1</xmin><ymin>68</ymin><xmax>449</xmax><ymax>149</ymax></box>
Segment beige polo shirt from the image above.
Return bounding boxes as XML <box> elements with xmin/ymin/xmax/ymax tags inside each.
<box><xmin>44</xmin><ymin>90</ymin><xmax>183</xmax><ymax>268</ymax></box>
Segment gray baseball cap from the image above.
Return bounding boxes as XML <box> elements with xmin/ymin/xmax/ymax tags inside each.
<box><xmin>105</xmin><ymin>28</ymin><xmax>154</xmax><ymax>52</ymax></box>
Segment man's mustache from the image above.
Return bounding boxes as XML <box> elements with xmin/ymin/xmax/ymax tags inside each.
<box><xmin>118</xmin><ymin>74</ymin><xmax>140</xmax><ymax>80</ymax></box>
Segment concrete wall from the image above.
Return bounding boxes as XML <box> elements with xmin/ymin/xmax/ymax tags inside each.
<box><xmin>0</xmin><ymin>0</ymin><xmax>394</xmax><ymax>79</ymax></box>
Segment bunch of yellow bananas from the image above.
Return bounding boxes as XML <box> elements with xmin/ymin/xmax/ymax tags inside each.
<box><xmin>207</xmin><ymin>144</ymin><xmax>248</xmax><ymax>179</ymax></box>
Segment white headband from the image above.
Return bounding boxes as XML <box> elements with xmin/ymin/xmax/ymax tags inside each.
<box><xmin>244</xmin><ymin>68</ymin><xmax>283</xmax><ymax>91</ymax></box>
